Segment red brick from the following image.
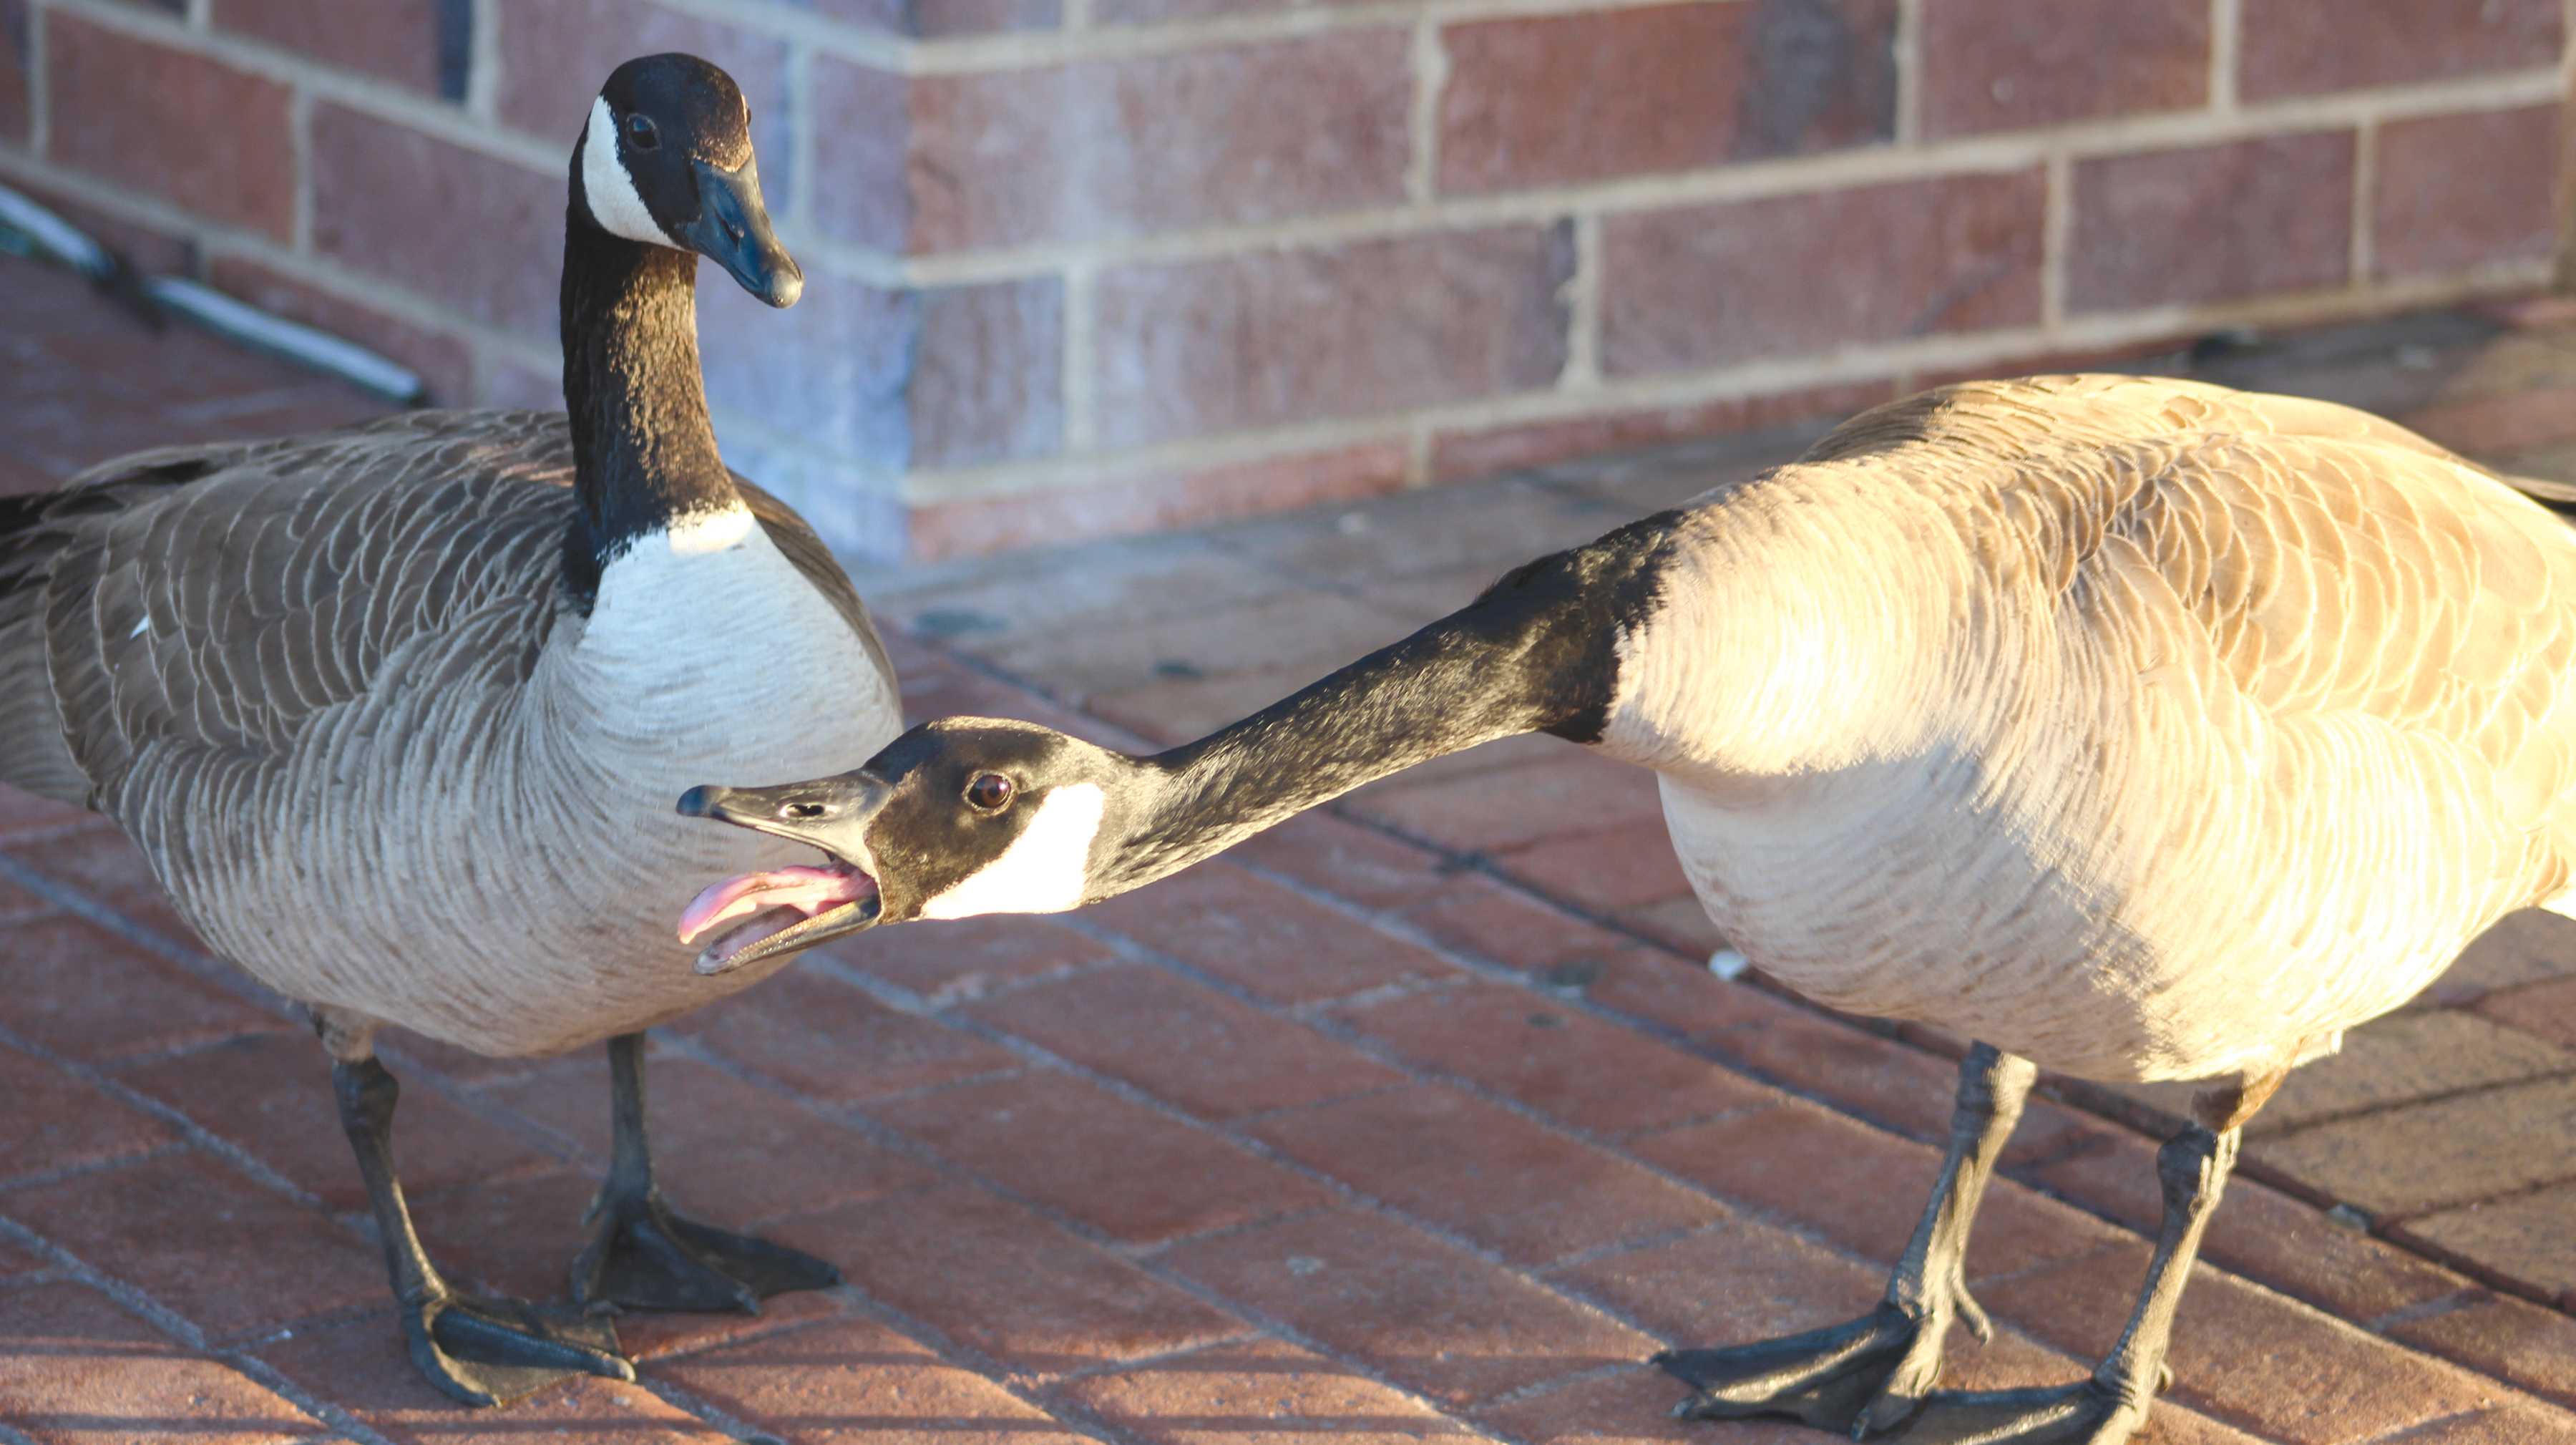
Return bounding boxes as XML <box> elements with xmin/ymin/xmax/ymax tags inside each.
<box><xmin>965</xmin><ymin>965</ymin><xmax>1406</xmax><ymax>1120</ymax></box>
<box><xmin>2024</xmin><ymin>1127</ymin><xmax>2472</xmax><ymax>1324</ymax></box>
<box><xmin>2395</xmin><ymin>1181</ymin><xmax>2576</xmax><ymax>1304</ymax></box>
<box><xmin>308</xmin><ymin>103</ymin><xmax>562</xmax><ymax>343</ymax></box>
<box><xmin>914</xmin><ymin>278</ymin><xmax>1063</xmax><ymax>468</ymax></box>
<box><xmin>2376</xmin><ymin>105</ymin><xmax>2564</xmax><ymax>282</ymax></box>
<box><xmin>981</xmin><ymin>586</ymin><xmax>1411</xmax><ymax>703</ymax></box>
<box><xmin>2403</xmin><ymin>386</ymin><xmax>2576</xmax><ymax>462</ymax></box>
<box><xmin>2386</xmin><ymin>1291</ymin><xmax>2576</xmax><ymax>1410</ymax></box>
<box><xmin>2429</xmin><ymin>908</ymin><xmax>2576</xmax><ymax>1006</ymax></box>
<box><xmin>1094</xmin><ymin>226</ymin><xmax>1572</xmax><ymax>447</ymax></box>
<box><xmin>1336</xmin><ymin>981</ymin><xmax>1776</xmax><ymax>1137</ymax></box>
<box><xmin>0</xmin><ymin>782</ymin><xmax>90</xmax><ymax>840</ymax></box>
<box><xmin>1474</xmin><ymin>1366</ymin><xmax>1808</xmax><ymax>1445</ymax></box>
<box><xmin>253</xmin><ymin>1303</ymin><xmax>724</xmax><ymax>1442</ymax></box>
<box><xmin>866</xmin><ymin>1070</ymin><xmax>1332</xmax><ymax>1244</ymax></box>
<box><xmin>805</xmin><ymin>57</ymin><xmax>909</xmax><ymax>253</ymax></box>
<box><xmin>0</xmin><ymin>1</ymin><xmax>28</xmax><ymax>144</ymax></box>
<box><xmin>44</xmin><ymin>14</ymin><xmax>296</xmax><ymax>241</ymax></box>
<box><xmin>203</xmin><ymin>255</ymin><xmax>477</xmax><ymax>407</ymax></box>
<box><xmin>1633</xmin><ymin>1101</ymin><xmax>2127</xmax><ymax>1281</ymax></box>
<box><xmin>1974</xmin><ymin>1244</ymin><xmax>2488</xmax><ymax>1444</ymax></box>
<box><xmin>0</xmin><ymin>1043</ymin><xmax>173</xmax><ymax>1184</ymax></box>
<box><xmin>2255</xmin><ymin>1076</ymin><xmax>2576</xmax><ymax>1218</ymax></box>
<box><xmin>2239</xmin><ymin>0</ymin><xmax>2562</xmax><ymax>100</ymax></box>
<box><xmin>1436</xmin><ymin>0</ymin><xmax>1893</xmax><ymax>195</ymax></box>
<box><xmin>210</xmin><ymin>0</ymin><xmax>450</xmax><ymax>93</ymax></box>
<box><xmin>2385</xmin><ymin>1406</ymin><xmax>2576</xmax><ymax>1445</ymax></box>
<box><xmin>1582</xmin><ymin>958</ymin><xmax>1967</xmax><ymax>1143</ymax></box>
<box><xmin>827</xmin><ymin>915</ymin><xmax>1113</xmax><ymax>1004</ymax></box>
<box><xmin>404</xmin><ymin>1167</ymin><xmax>601</xmax><ymax>1301</ymax></box>
<box><xmin>1083</xmin><ymin>862</ymin><xmax>1457</xmax><ymax>1004</ymax></box>
<box><xmin>1602</xmin><ymin>170</ymin><xmax>2045</xmax><ymax>377</ymax></box>
<box><xmin>1234</xmin><ymin>813</ymin><xmax>1458</xmax><ymax>912</ymax></box>
<box><xmin>907</xmin><ymin>32</ymin><xmax>1409</xmax><ymax>252</ymax></box>
<box><xmin>6</xmin><ymin>1150</ymin><xmax>381</xmax><ymax>1343</ymax></box>
<box><xmin>1062</xmin><ymin>1337</ymin><xmax>1473</xmax><ymax>1445</ymax></box>
<box><xmin>1246</xmin><ymin>1083</ymin><xmax>1720</xmax><ymax>1265</ymax></box>
<box><xmin>2069</xmin><ymin>132</ymin><xmax>2356</xmax><ymax>313</ymax></box>
<box><xmin>698</xmin><ymin>269</ymin><xmax>911</xmax><ymax>461</ymax></box>
<box><xmin>1920</xmin><ymin>0</ymin><xmax>2207</xmax><ymax>138</ymax></box>
<box><xmin>1551</xmin><ymin>1213</ymin><xmax>1870</xmax><ymax>1339</ymax></box>
<box><xmin>1350</xmin><ymin>754</ymin><xmax>1667</xmax><ymax>857</ymax></box>
<box><xmin>0</xmin><ymin>1282</ymin><xmax>320</xmax><ymax>1445</ymax></box>
<box><xmin>665</xmin><ymin>965</ymin><xmax>1018</xmax><ymax>1103</ymax></box>
<box><xmin>479</xmin><ymin>1049</ymin><xmax>935</xmax><ymax>1226</ymax></box>
<box><xmin>0</xmin><ymin>915</ymin><xmax>286</xmax><ymax>1065</ymax></box>
<box><xmin>659</xmin><ymin>1315</ymin><xmax>1088</xmax><ymax>1444</ymax></box>
<box><xmin>1428</xmin><ymin>381</ymin><xmax>1895</xmax><ymax>484</ymax></box>
<box><xmin>1616</xmin><ymin>897</ymin><xmax>1729</xmax><ymax>958</ymax></box>
<box><xmin>491</xmin><ymin>0</ymin><xmax>791</xmax><ymax>182</ymax></box>
<box><xmin>1156</xmin><ymin>1207</ymin><xmax>1657</xmax><ymax>1407</ymax></box>
<box><xmin>1391</xmin><ymin>875</ymin><xmax>1672</xmax><ymax>977</ymax></box>
<box><xmin>115</xmin><ymin>1032</ymin><xmax>530</xmax><ymax>1212</ymax></box>
<box><xmin>908</xmin><ymin>441</ymin><xmax>1412</xmax><ymax>562</ymax></box>
<box><xmin>1496</xmin><ymin>822</ymin><xmax>1694</xmax><ymax>912</ymax></box>
<box><xmin>2480</xmin><ymin>974</ymin><xmax>2576</xmax><ymax>1049</ymax></box>
<box><xmin>8</xmin><ymin>801</ymin><xmax>200</xmax><ymax>948</ymax></box>
<box><xmin>771</xmin><ymin>1184</ymin><xmax>1244</xmax><ymax>1376</ymax></box>
<box><xmin>473</xmin><ymin>352</ymin><xmax>563</xmax><ymax>409</ymax></box>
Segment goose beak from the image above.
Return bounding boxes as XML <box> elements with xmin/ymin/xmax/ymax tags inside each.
<box><xmin>680</xmin><ymin>156</ymin><xmax>801</xmax><ymax>308</ymax></box>
<box><xmin>675</xmin><ymin>772</ymin><xmax>889</xmax><ymax>973</ymax></box>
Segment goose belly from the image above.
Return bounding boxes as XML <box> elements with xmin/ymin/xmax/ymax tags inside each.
<box><xmin>165</xmin><ymin>530</ymin><xmax>902</xmax><ymax>1058</ymax></box>
<box><xmin>1651</xmin><ymin>748</ymin><xmax>2509</xmax><ymax>1084</ymax></box>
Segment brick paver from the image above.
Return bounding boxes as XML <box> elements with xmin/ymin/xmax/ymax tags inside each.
<box><xmin>4</xmin><ymin>250</ymin><xmax>2575</xmax><ymax>1439</ymax></box>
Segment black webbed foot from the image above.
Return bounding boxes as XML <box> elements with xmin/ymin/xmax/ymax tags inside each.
<box><xmin>404</xmin><ymin>1289</ymin><xmax>632</xmax><ymax>1408</ymax></box>
<box><xmin>1880</xmin><ymin>1378</ymin><xmax>2149</xmax><ymax>1444</ymax></box>
<box><xmin>1655</xmin><ymin>1290</ymin><xmax>1974</xmax><ymax>1436</ymax></box>
<box><xmin>569</xmin><ymin>1189</ymin><xmax>839</xmax><ymax>1315</ymax></box>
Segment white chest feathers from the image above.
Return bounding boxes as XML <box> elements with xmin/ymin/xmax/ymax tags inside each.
<box><xmin>571</xmin><ymin>510</ymin><xmax>897</xmax><ymax>773</ymax></box>
<box><xmin>919</xmin><ymin>783</ymin><xmax>1108</xmax><ymax>920</ymax></box>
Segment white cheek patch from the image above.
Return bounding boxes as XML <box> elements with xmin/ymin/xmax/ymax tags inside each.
<box><xmin>582</xmin><ymin>96</ymin><xmax>671</xmax><ymax>247</ymax></box>
<box><xmin>919</xmin><ymin>783</ymin><xmax>1108</xmax><ymax>920</ymax></box>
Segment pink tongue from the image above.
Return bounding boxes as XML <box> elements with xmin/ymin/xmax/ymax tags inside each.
<box><xmin>678</xmin><ymin>865</ymin><xmax>864</xmax><ymax>945</ymax></box>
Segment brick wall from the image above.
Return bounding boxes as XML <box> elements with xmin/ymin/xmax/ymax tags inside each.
<box><xmin>1</xmin><ymin>0</ymin><xmax>2568</xmax><ymax>560</ymax></box>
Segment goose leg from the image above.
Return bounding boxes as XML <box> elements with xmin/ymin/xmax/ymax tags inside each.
<box><xmin>333</xmin><ymin>1056</ymin><xmax>632</xmax><ymax>1407</ymax></box>
<box><xmin>1659</xmin><ymin>1042</ymin><xmax>2036</xmax><ymax>1435</ymax></box>
<box><xmin>1883</xmin><ymin>1121</ymin><xmax>2238</xmax><ymax>1444</ymax></box>
<box><xmin>567</xmin><ymin>1032</ymin><xmax>840</xmax><ymax>1313</ymax></box>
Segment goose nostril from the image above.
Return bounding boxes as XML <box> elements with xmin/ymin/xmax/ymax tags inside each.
<box><xmin>784</xmin><ymin>802</ymin><xmax>826</xmax><ymax>820</ymax></box>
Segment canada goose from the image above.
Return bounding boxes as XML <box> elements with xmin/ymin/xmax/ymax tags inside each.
<box><xmin>0</xmin><ymin>55</ymin><xmax>902</xmax><ymax>1406</ymax></box>
<box><xmin>677</xmin><ymin>374</ymin><xmax>2576</xmax><ymax>1444</ymax></box>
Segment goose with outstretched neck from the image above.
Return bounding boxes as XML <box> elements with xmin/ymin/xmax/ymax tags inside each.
<box><xmin>678</xmin><ymin>375</ymin><xmax>2576</xmax><ymax>1444</ymax></box>
<box><xmin>0</xmin><ymin>54</ymin><xmax>902</xmax><ymax>1405</ymax></box>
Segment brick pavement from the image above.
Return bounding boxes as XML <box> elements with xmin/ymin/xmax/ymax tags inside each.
<box><xmin>4</xmin><ymin>252</ymin><xmax>2576</xmax><ymax>1441</ymax></box>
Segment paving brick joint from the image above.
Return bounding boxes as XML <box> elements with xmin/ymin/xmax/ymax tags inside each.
<box><xmin>6</xmin><ymin>253</ymin><xmax>2576</xmax><ymax>1441</ymax></box>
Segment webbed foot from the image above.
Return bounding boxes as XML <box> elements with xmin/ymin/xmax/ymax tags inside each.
<box><xmin>570</xmin><ymin>1189</ymin><xmax>839</xmax><ymax>1315</ymax></box>
<box><xmin>404</xmin><ymin>1289</ymin><xmax>632</xmax><ymax>1408</ymax></box>
<box><xmin>1882</xmin><ymin>1378</ymin><xmax>2148</xmax><ymax>1444</ymax></box>
<box><xmin>1656</xmin><ymin>1288</ymin><xmax>1980</xmax><ymax>1436</ymax></box>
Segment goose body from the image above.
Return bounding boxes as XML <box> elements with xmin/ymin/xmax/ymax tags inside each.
<box><xmin>13</xmin><ymin>413</ymin><xmax>895</xmax><ymax>1056</ymax></box>
<box><xmin>1</xmin><ymin>54</ymin><xmax>900</xmax><ymax>1405</ymax></box>
<box><xmin>684</xmin><ymin>371</ymin><xmax>2576</xmax><ymax>1445</ymax></box>
<box><xmin>1614</xmin><ymin>376</ymin><xmax>2576</xmax><ymax>1083</ymax></box>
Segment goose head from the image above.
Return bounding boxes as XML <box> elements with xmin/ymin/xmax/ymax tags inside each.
<box><xmin>577</xmin><ymin>52</ymin><xmax>802</xmax><ymax>307</ymax></box>
<box><xmin>675</xmin><ymin>720</ymin><xmax>1136</xmax><ymax>973</ymax></box>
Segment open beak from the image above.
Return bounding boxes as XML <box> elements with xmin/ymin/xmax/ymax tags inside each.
<box><xmin>674</xmin><ymin>771</ymin><xmax>889</xmax><ymax>973</ymax></box>
<box><xmin>679</xmin><ymin>155</ymin><xmax>801</xmax><ymax>308</ymax></box>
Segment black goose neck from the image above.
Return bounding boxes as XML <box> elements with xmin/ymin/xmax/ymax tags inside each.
<box><xmin>559</xmin><ymin>208</ymin><xmax>735</xmax><ymax>605</ymax></box>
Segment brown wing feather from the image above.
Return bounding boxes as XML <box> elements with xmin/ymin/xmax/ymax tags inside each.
<box><xmin>34</xmin><ymin>411</ymin><xmax>578</xmax><ymax>800</ymax></box>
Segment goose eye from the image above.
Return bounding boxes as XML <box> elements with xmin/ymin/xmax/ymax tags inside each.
<box><xmin>623</xmin><ymin>113</ymin><xmax>659</xmax><ymax>150</ymax></box>
<box><xmin>965</xmin><ymin>773</ymin><xmax>1015</xmax><ymax>812</ymax></box>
